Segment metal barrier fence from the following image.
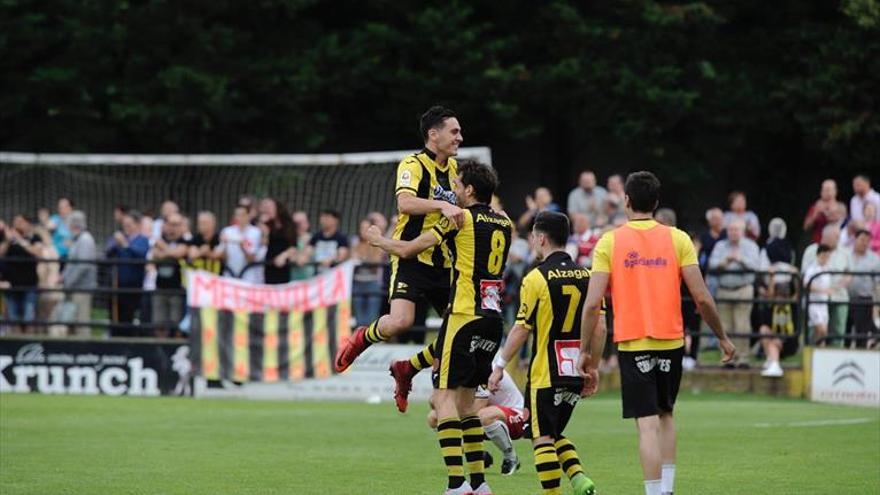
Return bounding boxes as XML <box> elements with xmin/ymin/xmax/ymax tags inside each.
<box><xmin>0</xmin><ymin>257</ymin><xmax>391</xmax><ymax>337</ymax></box>
<box><xmin>0</xmin><ymin>258</ymin><xmax>877</xmax><ymax>347</ymax></box>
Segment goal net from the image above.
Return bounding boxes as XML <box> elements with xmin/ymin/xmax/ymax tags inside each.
<box><xmin>0</xmin><ymin>148</ymin><xmax>493</xmax><ymax>244</ymax></box>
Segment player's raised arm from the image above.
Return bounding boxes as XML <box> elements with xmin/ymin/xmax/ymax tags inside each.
<box><xmin>398</xmin><ymin>192</ymin><xmax>464</xmax><ymax>227</ymax></box>
<box><xmin>365</xmin><ymin>225</ymin><xmax>440</xmax><ymax>259</ymax></box>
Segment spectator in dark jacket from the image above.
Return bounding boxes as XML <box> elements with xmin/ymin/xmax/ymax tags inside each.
<box><xmin>106</xmin><ymin>212</ymin><xmax>149</xmax><ymax>336</ymax></box>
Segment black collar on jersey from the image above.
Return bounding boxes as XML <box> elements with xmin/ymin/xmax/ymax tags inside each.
<box><xmin>629</xmin><ymin>217</ymin><xmax>654</xmax><ymax>222</ymax></box>
<box><xmin>467</xmin><ymin>203</ymin><xmax>490</xmax><ymax>211</ymax></box>
<box><xmin>544</xmin><ymin>250</ymin><xmax>572</xmax><ymax>264</ymax></box>
<box><xmin>421</xmin><ymin>147</ymin><xmax>437</xmax><ymax>161</ymax></box>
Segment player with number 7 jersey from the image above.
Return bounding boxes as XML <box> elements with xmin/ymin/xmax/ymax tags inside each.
<box><xmin>488</xmin><ymin>211</ymin><xmax>603</xmax><ymax>495</ymax></box>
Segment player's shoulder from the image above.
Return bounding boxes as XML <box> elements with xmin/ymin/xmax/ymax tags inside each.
<box><xmin>668</xmin><ymin>226</ymin><xmax>696</xmax><ymax>247</ymax></box>
<box><xmin>522</xmin><ymin>265</ymin><xmax>546</xmax><ymax>286</ymax></box>
<box><xmin>397</xmin><ymin>153</ymin><xmax>424</xmax><ymax>168</ymax></box>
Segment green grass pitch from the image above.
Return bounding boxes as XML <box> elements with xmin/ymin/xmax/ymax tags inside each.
<box><xmin>2</xmin><ymin>392</ymin><xmax>878</xmax><ymax>494</ymax></box>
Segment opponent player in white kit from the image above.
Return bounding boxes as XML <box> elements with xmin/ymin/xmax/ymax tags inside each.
<box><xmin>427</xmin><ymin>369</ymin><xmax>526</xmax><ymax>475</ymax></box>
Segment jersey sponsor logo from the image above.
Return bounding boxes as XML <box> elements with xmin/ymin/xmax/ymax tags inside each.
<box><xmin>396</xmin><ymin>281</ymin><xmax>408</xmax><ymax>293</ymax></box>
<box><xmin>480</xmin><ymin>280</ymin><xmax>503</xmax><ymax>313</ymax></box>
<box><xmin>623</xmin><ymin>250</ymin><xmax>669</xmax><ymax>269</ymax></box>
<box><xmin>469</xmin><ymin>335</ymin><xmax>499</xmax><ymax>354</ymax></box>
<box><xmin>553</xmin><ymin>340</ymin><xmax>581</xmax><ymax>377</ymax></box>
<box><xmin>546</xmin><ymin>268</ymin><xmax>590</xmax><ymax>280</ymax></box>
<box><xmin>553</xmin><ymin>388</ymin><xmax>580</xmax><ymax>407</ymax></box>
<box><xmin>399</xmin><ymin>170</ymin><xmax>412</xmax><ymax>187</ymax></box>
<box><xmin>635</xmin><ymin>354</ymin><xmax>657</xmax><ymax>373</ymax></box>
<box><xmin>433</xmin><ymin>185</ymin><xmax>457</xmax><ymax>205</ymax></box>
<box><xmin>475</xmin><ymin>212</ymin><xmax>512</xmax><ymax>227</ymax></box>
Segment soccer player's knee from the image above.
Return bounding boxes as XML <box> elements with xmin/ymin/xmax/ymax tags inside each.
<box><xmin>482</xmin><ymin>407</ymin><xmax>505</xmax><ymax>425</ymax></box>
<box><xmin>385</xmin><ymin>313</ymin><xmax>414</xmax><ymax>334</ymax></box>
<box><xmin>427</xmin><ymin>410</ymin><xmax>438</xmax><ymax>429</ymax></box>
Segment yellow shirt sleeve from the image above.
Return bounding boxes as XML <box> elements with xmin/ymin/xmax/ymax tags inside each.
<box><xmin>671</xmin><ymin>228</ymin><xmax>698</xmax><ymax>267</ymax></box>
<box><xmin>395</xmin><ymin>157</ymin><xmax>423</xmax><ymax>196</ymax></box>
<box><xmin>515</xmin><ymin>270</ymin><xmax>542</xmax><ymax>330</ymax></box>
<box><xmin>590</xmin><ymin>232</ymin><xmax>614</xmax><ymax>273</ymax></box>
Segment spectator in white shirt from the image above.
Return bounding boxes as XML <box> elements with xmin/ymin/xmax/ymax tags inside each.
<box><xmin>803</xmin><ymin>245</ymin><xmax>834</xmax><ymax>346</ymax></box>
<box><xmin>801</xmin><ymin>225</ymin><xmax>851</xmax><ymax>347</ymax></box>
<box><xmin>151</xmin><ymin>200</ymin><xmax>180</xmax><ymax>243</ymax></box>
<box><xmin>219</xmin><ymin>205</ymin><xmax>264</xmax><ymax>283</ymax></box>
<box><xmin>709</xmin><ymin>218</ymin><xmax>760</xmax><ymax>367</ymax></box>
<box><xmin>850</xmin><ymin>174</ymin><xmax>880</xmax><ymax>224</ymax></box>
<box><xmin>566</xmin><ymin>170</ymin><xmax>607</xmax><ymax>224</ymax></box>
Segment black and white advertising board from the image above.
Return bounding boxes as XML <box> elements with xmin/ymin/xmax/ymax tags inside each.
<box><xmin>0</xmin><ymin>338</ymin><xmax>192</xmax><ymax>397</ymax></box>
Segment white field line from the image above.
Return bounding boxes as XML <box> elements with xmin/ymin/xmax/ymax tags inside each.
<box><xmin>753</xmin><ymin>418</ymin><xmax>877</xmax><ymax>428</ymax></box>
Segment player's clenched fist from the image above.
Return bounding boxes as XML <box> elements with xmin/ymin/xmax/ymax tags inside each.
<box><xmin>365</xmin><ymin>225</ymin><xmax>384</xmax><ymax>246</ymax></box>
<box><xmin>440</xmin><ymin>203</ymin><xmax>464</xmax><ymax>229</ymax></box>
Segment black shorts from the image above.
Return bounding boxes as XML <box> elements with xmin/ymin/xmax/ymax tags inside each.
<box><xmin>389</xmin><ymin>257</ymin><xmax>450</xmax><ymax>314</ymax></box>
<box><xmin>619</xmin><ymin>347</ymin><xmax>684</xmax><ymax>419</ymax></box>
<box><xmin>524</xmin><ymin>385</ymin><xmax>581</xmax><ymax>440</ymax></box>
<box><xmin>432</xmin><ymin>314</ymin><xmax>502</xmax><ymax>390</ymax></box>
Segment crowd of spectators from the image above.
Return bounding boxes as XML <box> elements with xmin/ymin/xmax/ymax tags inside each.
<box><xmin>1</xmin><ymin>174</ymin><xmax>878</xmax><ymax>375</ymax></box>
<box><xmin>510</xmin><ymin>172</ymin><xmax>880</xmax><ymax>377</ymax></box>
<box><xmin>0</xmin><ymin>196</ymin><xmax>389</xmax><ymax>338</ymax></box>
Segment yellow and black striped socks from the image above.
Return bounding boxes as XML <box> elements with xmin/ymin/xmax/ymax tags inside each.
<box><xmin>555</xmin><ymin>436</ymin><xmax>585</xmax><ymax>479</ymax></box>
<box><xmin>533</xmin><ymin>443</ymin><xmax>563</xmax><ymax>495</ymax></box>
<box><xmin>409</xmin><ymin>341</ymin><xmax>436</xmax><ymax>370</ymax></box>
<box><xmin>364</xmin><ymin>320</ymin><xmax>387</xmax><ymax>344</ymax></box>
<box><xmin>437</xmin><ymin>418</ymin><xmax>466</xmax><ymax>489</ymax></box>
<box><xmin>461</xmin><ymin>415</ymin><xmax>485</xmax><ymax>488</ymax></box>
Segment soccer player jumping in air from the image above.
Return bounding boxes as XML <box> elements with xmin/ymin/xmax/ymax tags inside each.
<box><xmin>335</xmin><ymin>106</ymin><xmax>463</xmax><ymax>376</ymax></box>
<box><xmin>366</xmin><ymin>162</ymin><xmax>511</xmax><ymax>495</ymax></box>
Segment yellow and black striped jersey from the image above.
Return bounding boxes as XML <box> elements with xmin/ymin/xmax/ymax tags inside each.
<box><xmin>516</xmin><ymin>251</ymin><xmax>604</xmax><ymax>389</ymax></box>
<box><xmin>432</xmin><ymin>204</ymin><xmax>512</xmax><ymax>318</ymax></box>
<box><xmin>393</xmin><ymin>148</ymin><xmax>458</xmax><ymax>269</ymax></box>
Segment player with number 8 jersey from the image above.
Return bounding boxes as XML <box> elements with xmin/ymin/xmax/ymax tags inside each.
<box><xmin>366</xmin><ymin>161</ymin><xmax>511</xmax><ymax>495</ymax></box>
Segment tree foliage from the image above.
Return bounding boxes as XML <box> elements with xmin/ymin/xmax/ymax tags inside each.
<box><xmin>2</xmin><ymin>1</ymin><xmax>877</xmax><ymax>233</ymax></box>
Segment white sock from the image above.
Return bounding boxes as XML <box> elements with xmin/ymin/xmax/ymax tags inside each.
<box><xmin>484</xmin><ymin>420</ymin><xmax>515</xmax><ymax>458</ymax></box>
<box><xmin>645</xmin><ymin>479</ymin><xmax>662</xmax><ymax>495</ymax></box>
<box><xmin>661</xmin><ymin>463</ymin><xmax>675</xmax><ymax>493</ymax></box>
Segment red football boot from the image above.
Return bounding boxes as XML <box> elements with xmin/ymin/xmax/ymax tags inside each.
<box><xmin>334</xmin><ymin>326</ymin><xmax>369</xmax><ymax>373</ymax></box>
<box><xmin>388</xmin><ymin>359</ymin><xmax>418</xmax><ymax>413</ymax></box>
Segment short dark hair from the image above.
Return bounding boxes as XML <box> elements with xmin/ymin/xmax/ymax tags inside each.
<box><xmin>533</xmin><ymin>211</ymin><xmax>570</xmax><ymax>247</ymax></box>
<box><xmin>728</xmin><ymin>190</ymin><xmax>746</xmax><ymax>206</ymax></box>
<box><xmin>855</xmin><ymin>174</ymin><xmax>871</xmax><ymax>183</ymax></box>
<box><xmin>855</xmin><ymin>229</ymin><xmax>871</xmax><ymax>239</ymax></box>
<box><xmin>624</xmin><ymin>171</ymin><xmax>661</xmax><ymax>213</ymax></box>
<box><xmin>320</xmin><ymin>209</ymin><xmax>341</xmax><ymax>220</ymax></box>
<box><xmin>124</xmin><ymin>210</ymin><xmax>142</xmax><ymax>223</ymax></box>
<box><xmin>817</xmin><ymin>244</ymin><xmax>832</xmax><ymax>255</ymax></box>
<box><xmin>58</xmin><ymin>197</ymin><xmax>73</xmax><ymax>207</ymax></box>
<box><xmin>13</xmin><ymin>214</ymin><xmax>35</xmax><ymax>225</ymax></box>
<box><xmin>420</xmin><ymin>105</ymin><xmax>457</xmax><ymax>141</ymax></box>
<box><xmin>457</xmin><ymin>161</ymin><xmax>498</xmax><ymax>204</ymax></box>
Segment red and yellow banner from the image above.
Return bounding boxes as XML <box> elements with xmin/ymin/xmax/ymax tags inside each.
<box><xmin>187</xmin><ymin>262</ymin><xmax>354</xmax><ymax>382</ymax></box>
